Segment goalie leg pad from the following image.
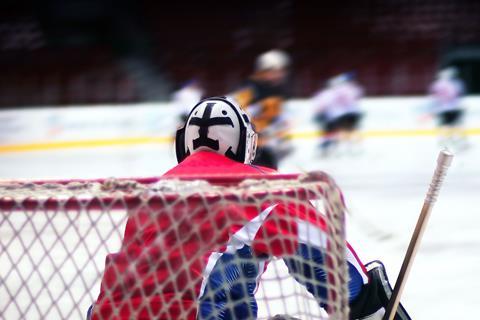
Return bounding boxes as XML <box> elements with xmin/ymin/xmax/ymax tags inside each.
<box><xmin>349</xmin><ymin>260</ymin><xmax>412</xmax><ymax>320</ymax></box>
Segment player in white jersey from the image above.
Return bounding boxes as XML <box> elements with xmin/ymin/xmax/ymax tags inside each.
<box><xmin>312</xmin><ymin>72</ymin><xmax>364</xmax><ymax>156</ymax></box>
<box><xmin>424</xmin><ymin>67</ymin><xmax>469</xmax><ymax>150</ymax></box>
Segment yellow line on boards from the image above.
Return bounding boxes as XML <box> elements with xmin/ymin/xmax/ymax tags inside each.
<box><xmin>288</xmin><ymin>128</ymin><xmax>480</xmax><ymax>139</ymax></box>
<box><xmin>288</xmin><ymin>129</ymin><xmax>433</xmax><ymax>139</ymax></box>
<box><xmin>0</xmin><ymin>137</ymin><xmax>173</xmax><ymax>153</ymax></box>
<box><xmin>0</xmin><ymin>128</ymin><xmax>478</xmax><ymax>154</ymax></box>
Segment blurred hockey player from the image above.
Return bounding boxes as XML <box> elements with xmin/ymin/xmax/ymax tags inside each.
<box><xmin>423</xmin><ymin>67</ymin><xmax>469</xmax><ymax>151</ymax></box>
<box><xmin>312</xmin><ymin>72</ymin><xmax>364</xmax><ymax>157</ymax></box>
<box><xmin>231</xmin><ymin>49</ymin><xmax>293</xmax><ymax>169</ymax></box>
<box><xmin>89</xmin><ymin>97</ymin><xmax>410</xmax><ymax>320</ymax></box>
<box><xmin>171</xmin><ymin>79</ymin><xmax>204</xmax><ymax>124</ymax></box>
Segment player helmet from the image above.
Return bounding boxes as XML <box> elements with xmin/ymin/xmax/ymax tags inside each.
<box><xmin>327</xmin><ymin>72</ymin><xmax>355</xmax><ymax>87</ymax></box>
<box><xmin>255</xmin><ymin>49</ymin><xmax>290</xmax><ymax>71</ymax></box>
<box><xmin>175</xmin><ymin>96</ymin><xmax>258</xmax><ymax>164</ymax></box>
<box><xmin>437</xmin><ymin>67</ymin><xmax>458</xmax><ymax>80</ymax></box>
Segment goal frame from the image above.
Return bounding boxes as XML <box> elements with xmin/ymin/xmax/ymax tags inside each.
<box><xmin>0</xmin><ymin>171</ymin><xmax>350</xmax><ymax>320</ymax></box>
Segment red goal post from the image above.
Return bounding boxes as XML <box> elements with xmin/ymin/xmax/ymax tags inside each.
<box><xmin>0</xmin><ymin>171</ymin><xmax>349</xmax><ymax>319</ymax></box>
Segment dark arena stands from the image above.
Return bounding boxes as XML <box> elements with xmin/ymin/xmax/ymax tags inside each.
<box><xmin>1</xmin><ymin>3</ymin><xmax>480</xmax><ymax>320</ymax></box>
<box><xmin>1</xmin><ymin>0</ymin><xmax>480</xmax><ymax>107</ymax></box>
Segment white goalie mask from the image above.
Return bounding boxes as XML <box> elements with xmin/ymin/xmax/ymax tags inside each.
<box><xmin>175</xmin><ymin>96</ymin><xmax>258</xmax><ymax>164</ymax></box>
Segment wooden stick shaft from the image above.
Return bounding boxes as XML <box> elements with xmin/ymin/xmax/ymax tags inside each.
<box><xmin>383</xmin><ymin>150</ymin><xmax>453</xmax><ymax>320</ymax></box>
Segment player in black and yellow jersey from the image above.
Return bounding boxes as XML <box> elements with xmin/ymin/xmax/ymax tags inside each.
<box><xmin>230</xmin><ymin>49</ymin><xmax>293</xmax><ymax>170</ymax></box>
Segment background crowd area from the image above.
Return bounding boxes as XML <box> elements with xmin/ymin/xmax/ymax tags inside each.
<box><xmin>1</xmin><ymin>0</ymin><xmax>480</xmax><ymax>108</ymax></box>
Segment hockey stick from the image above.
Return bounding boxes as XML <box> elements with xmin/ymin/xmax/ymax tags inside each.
<box><xmin>383</xmin><ymin>149</ymin><xmax>454</xmax><ymax>320</ymax></box>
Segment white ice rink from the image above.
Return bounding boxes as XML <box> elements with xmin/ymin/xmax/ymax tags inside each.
<box><xmin>1</xmin><ymin>98</ymin><xmax>479</xmax><ymax>319</ymax></box>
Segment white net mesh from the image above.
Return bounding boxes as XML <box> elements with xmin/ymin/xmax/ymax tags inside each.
<box><xmin>0</xmin><ymin>171</ymin><xmax>349</xmax><ymax>320</ymax></box>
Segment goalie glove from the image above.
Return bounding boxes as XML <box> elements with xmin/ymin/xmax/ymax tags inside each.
<box><xmin>349</xmin><ymin>261</ymin><xmax>412</xmax><ymax>320</ymax></box>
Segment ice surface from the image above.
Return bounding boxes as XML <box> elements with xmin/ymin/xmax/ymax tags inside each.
<box><xmin>1</xmin><ymin>130</ymin><xmax>478</xmax><ymax>319</ymax></box>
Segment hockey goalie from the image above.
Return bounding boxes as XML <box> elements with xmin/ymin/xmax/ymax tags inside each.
<box><xmin>88</xmin><ymin>97</ymin><xmax>411</xmax><ymax>320</ymax></box>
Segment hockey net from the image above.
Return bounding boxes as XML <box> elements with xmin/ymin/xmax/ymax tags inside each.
<box><xmin>0</xmin><ymin>171</ymin><xmax>349</xmax><ymax>320</ymax></box>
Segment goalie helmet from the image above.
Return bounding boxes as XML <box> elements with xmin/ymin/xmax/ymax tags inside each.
<box><xmin>175</xmin><ymin>96</ymin><xmax>258</xmax><ymax>164</ymax></box>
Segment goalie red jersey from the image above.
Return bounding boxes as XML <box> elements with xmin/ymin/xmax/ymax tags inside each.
<box><xmin>90</xmin><ymin>151</ymin><xmax>367</xmax><ymax>320</ymax></box>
